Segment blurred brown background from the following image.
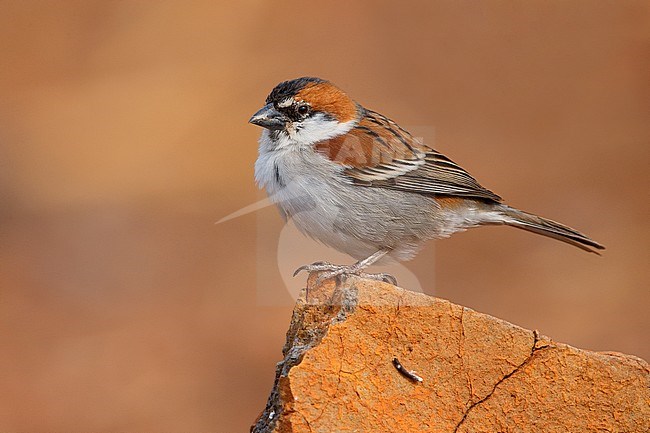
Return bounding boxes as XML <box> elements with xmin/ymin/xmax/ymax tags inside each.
<box><xmin>0</xmin><ymin>1</ymin><xmax>648</xmax><ymax>431</ymax></box>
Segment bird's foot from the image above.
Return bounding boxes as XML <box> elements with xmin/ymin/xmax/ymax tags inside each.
<box><xmin>293</xmin><ymin>261</ymin><xmax>397</xmax><ymax>286</ymax></box>
<box><xmin>292</xmin><ymin>261</ymin><xmax>339</xmax><ymax>276</ymax></box>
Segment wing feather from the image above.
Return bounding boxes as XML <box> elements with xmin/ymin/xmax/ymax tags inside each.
<box><xmin>314</xmin><ymin>109</ymin><xmax>502</xmax><ymax>202</ymax></box>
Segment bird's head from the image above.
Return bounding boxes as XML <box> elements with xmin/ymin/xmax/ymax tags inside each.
<box><xmin>249</xmin><ymin>77</ymin><xmax>360</xmax><ymax>145</ymax></box>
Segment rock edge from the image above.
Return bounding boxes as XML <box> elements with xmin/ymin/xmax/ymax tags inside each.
<box><xmin>252</xmin><ymin>277</ymin><xmax>649</xmax><ymax>433</ymax></box>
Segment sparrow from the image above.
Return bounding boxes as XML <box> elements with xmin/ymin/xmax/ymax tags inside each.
<box><xmin>250</xmin><ymin>77</ymin><xmax>604</xmax><ymax>284</ymax></box>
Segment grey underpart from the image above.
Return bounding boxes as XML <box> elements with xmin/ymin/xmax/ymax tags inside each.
<box><xmin>256</xmin><ymin>134</ymin><xmax>500</xmax><ymax>262</ymax></box>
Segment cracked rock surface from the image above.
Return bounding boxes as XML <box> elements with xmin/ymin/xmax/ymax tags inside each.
<box><xmin>251</xmin><ymin>277</ymin><xmax>649</xmax><ymax>433</ymax></box>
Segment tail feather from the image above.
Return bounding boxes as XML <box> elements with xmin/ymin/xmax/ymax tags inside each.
<box><xmin>497</xmin><ymin>205</ymin><xmax>605</xmax><ymax>254</ymax></box>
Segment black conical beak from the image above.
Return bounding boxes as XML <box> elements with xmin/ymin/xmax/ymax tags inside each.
<box><xmin>249</xmin><ymin>103</ymin><xmax>288</xmax><ymax>130</ymax></box>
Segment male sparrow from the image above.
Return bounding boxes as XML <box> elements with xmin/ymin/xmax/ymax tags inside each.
<box><xmin>250</xmin><ymin>77</ymin><xmax>604</xmax><ymax>284</ymax></box>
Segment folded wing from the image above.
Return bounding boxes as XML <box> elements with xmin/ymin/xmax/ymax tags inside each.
<box><xmin>314</xmin><ymin>109</ymin><xmax>502</xmax><ymax>202</ymax></box>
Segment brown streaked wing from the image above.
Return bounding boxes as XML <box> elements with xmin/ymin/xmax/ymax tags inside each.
<box><xmin>314</xmin><ymin>110</ymin><xmax>426</xmax><ymax>171</ymax></box>
<box><xmin>317</xmin><ymin>109</ymin><xmax>502</xmax><ymax>202</ymax></box>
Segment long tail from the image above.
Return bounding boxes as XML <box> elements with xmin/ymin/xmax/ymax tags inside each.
<box><xmin>496</xmin><ymin>205</ymin><xmax>605</xmax><ymax>254</ymax></box>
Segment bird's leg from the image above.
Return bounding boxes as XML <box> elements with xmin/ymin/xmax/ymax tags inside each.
<box><xmin>293</xmin><ymin>250</ymin><xmax>389</xmax><ymax>278</ymax></box>
<box><xmin>293</xmin><ymin>249</ymin><xmax>397</xmax><ymax>285</ymax></box>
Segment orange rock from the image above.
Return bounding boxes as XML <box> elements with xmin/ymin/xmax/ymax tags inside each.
<box><xmin>252</xmin><ymin>277</ymin><xmax>649</xmax><ymax>433</ymax></box>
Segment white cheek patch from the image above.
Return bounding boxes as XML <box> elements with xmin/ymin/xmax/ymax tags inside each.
<box><xmin>290</xmin><ymin>114</ymin><xmax>356</xmax><ymax>146</ymax></box>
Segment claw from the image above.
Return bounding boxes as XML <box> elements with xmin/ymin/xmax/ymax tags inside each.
<box><xmin>380</xmin><ymin>274</ymin><xmax>398</xmax><ymax>285</ymax></box>
<box><xmin>357</xmin><ymin>272</ymin><xmax>398</xmax><ymax>285</ymax></box>
<box><xmin>292</xmin><ymin>265</ymin><xmax>308</xmax><ymax>277</ymax></box>
<box><xmin>293</xmin><ymin>261</ymin><xmax>330</xmax><ymax>277</ymax></box>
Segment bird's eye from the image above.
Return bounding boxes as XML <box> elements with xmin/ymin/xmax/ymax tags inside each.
<box><xmin>296</xmin><ymin>105</ymin><xmax>310</xmax><ymax>116</ymax></box>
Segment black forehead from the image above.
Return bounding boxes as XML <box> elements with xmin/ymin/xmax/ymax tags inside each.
<box><xmin>265</xmin><ymin>77</ymin><xmax>325</xmax><ymax>105</ymax></box>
